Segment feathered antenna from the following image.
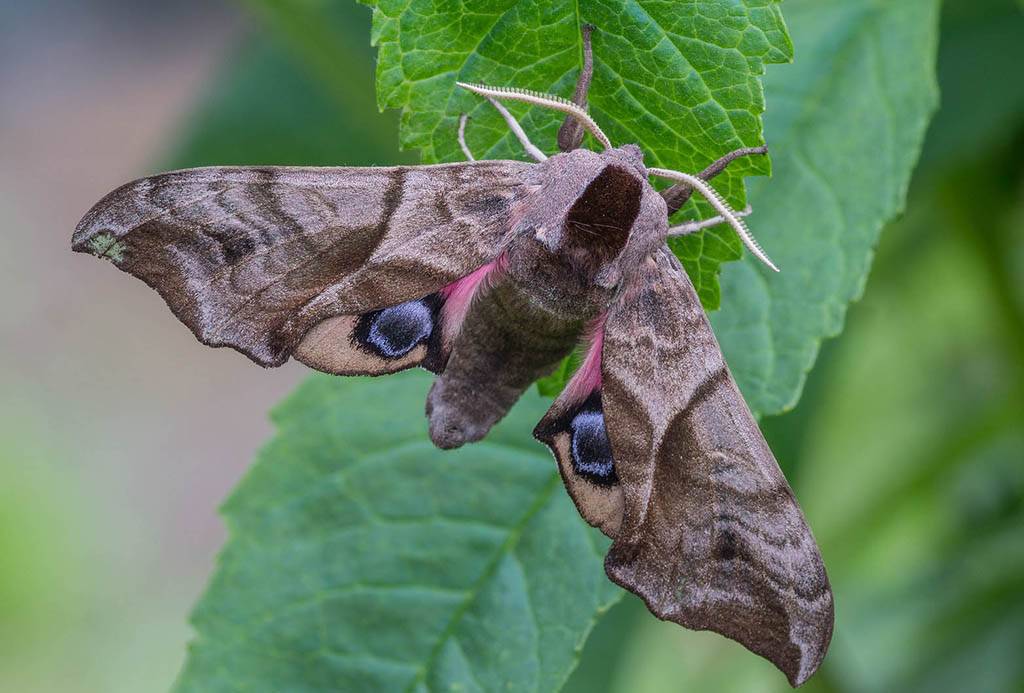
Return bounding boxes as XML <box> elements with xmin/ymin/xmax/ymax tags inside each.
<box><xmin>649</xmin><ymin>167</ymin><xmax>779</xmax><ymax>272</ymax></box>
<box><xmin>457</xmin><ymin>82</ymin><xmax>611</xmax><ymax>150</ymax></box>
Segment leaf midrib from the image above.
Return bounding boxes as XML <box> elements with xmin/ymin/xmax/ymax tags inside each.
<box><xmin>406</xmin><ymin>472</ymin><xmax>562</xmax><ymax>692</ymax></box>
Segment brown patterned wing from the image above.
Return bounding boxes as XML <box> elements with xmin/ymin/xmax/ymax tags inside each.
<box><xmin>600</xmin><ymin>247</ymin><xmax>834</xmax><ymax>687</ymax></box>
<box><xmin>72</xmin><ymin>162</ymin><xmax>534</xmax><ymax>369</ymax></box>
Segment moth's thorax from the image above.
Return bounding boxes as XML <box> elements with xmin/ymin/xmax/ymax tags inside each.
<box><xmin>506</xmin><ymin>145</ymin><xmax>669</xmax><ymax>318</ymax></box>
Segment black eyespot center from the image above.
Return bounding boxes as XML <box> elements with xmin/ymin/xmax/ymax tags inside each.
<box><xmin>569</xmin><ymin>399</ymin><xmax>617</xmax><ymax>486</ymax></box>
<box><xmin>356</xmin><ymin>299</ymin><xmax>434</xmax><ymax>359</ymax></box>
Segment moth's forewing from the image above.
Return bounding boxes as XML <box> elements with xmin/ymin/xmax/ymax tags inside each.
<box><xmin>72</xmin><ymin>162</ymin><xmax>533</xmax><ymax>370</ymax></box>
<box><xmin>561</xmin><ymin>246</ymin><xmax>833</xmax><ymax>687</ymax></box>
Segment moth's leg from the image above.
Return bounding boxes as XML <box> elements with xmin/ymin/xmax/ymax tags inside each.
<box><xmin>485</xmin><ymin>96</ymin><xmax>548</xmax><ymax>162</ymax></box>
<box><xmin>457</xmin><ymin>114</ymin><xmax>476</xmax><ymax>161</ymax></box>
<box><xmin>662</xmin><ymin>145</ymin><xmax>768</xmax><ymax>216</ymax></box>
<box><xmin>557</xmin><ymin>24</ymin><xmax>595</xmax><ymax>152</ymax></box>
<box><xmin>668</xmin><ymin>205</ymin><xmax>753</xmax><ymax>237</ymax></box>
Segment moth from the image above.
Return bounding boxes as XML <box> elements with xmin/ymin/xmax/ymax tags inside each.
<box><xmin>72</xmin><ymin>27</ymin><xmax>833</xmax><ymax>687</ymax></box>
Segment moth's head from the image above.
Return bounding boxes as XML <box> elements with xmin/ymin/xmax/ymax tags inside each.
<box><xmin>460</xmin><ymin>80</ymin><xmax>778</xmax><ymax>292</ymax></box>
<box><xmin>507</xmin><ymin>146</ymin><xmax>666</xmax><ymax>310</ymax></box>
<box><xmin>556</xmin><ymin>147</ymin><xmax>645</xmax><ymax>268</ymax></box>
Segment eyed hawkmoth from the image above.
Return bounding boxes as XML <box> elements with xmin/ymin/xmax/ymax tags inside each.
<box><xmin>72</xmin><ymin>27</ymin><xmax>833</xmax><ymax>687</ymax></box>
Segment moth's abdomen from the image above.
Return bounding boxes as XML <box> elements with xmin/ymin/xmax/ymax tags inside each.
<box><xmin>426</xmin><ymin>274</ymin><xmax>592</xmax><ymax>450</ymax></box>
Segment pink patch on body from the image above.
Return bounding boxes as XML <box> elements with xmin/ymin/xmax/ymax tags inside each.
<box><xmin>439</xmin><ymin>253</ymin><xmax>508</xmax><ymax>344</ymax></box>
<box><xmin>561</xmin><ymin>313</ymin><xmax>607</xmax><ymax>405</ymax></box>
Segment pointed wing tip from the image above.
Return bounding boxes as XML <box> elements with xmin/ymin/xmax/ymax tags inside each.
<box><xmin>782</xmin><ymin>603</ymin><xmax>835</xmax><ymax>687</ymax></box>
<box><xmin>717</xmin><ymin>620</ymin><xmax>832</xmax><ymax>688</ymax></box>
<box><xmin>71</xmin><ymin>218</ymin><xmax>127</xmax><ymax>264</ymax></box>
<box><xmin>605</xmin><ymin>555</ymin><xmax>834</xmax><ymax>688</ymax></box>
<box><xmin>784</xmin><ymin>653</ymin><xmax>820</xmax><ymax>688</ymax></box>
<box><xmin>71</xmin><ymin>221</ymin><xmax>97</xmax><ymax>254</ymax></box>
<box><xmin>71</xmin><ymin>205</ymin><xmax>99</xmax><ymax>250</ymax></box>
<box><xmin>785</xmin><ymin>646</ymin><xmax>829</xmax><ymax>688</ymax></box>
<box><xmin>71</xmin><ymin>180</ymin><xmax>135</xmax><ymax>259</ymax></box>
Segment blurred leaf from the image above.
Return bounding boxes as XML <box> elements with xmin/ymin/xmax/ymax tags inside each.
<box><xmin>0</xmin><ymin>429</ymin><xmax>84</xmax><ymax>645</ymax></box>
<box><xmin>0</xmin><ymin>412</ymin><xmax>101</xmax><ymax>693</ymax></box>
<box><xmin>176</xmin><ymin>371</ymin><xmax>620</xmax><ymax>692</ymax></box>
<box><xmin>710</xmin><ymin>0</ymin><xmax>942</xmax><ymax>416</ymax></box>
<box><xmin>253</xmin><ymin>0</ymin><xmax>793</xmax><ymax>309</ymax></box>
<box><xmin>918</xmin><ymin>0</ymin><xmax>1024</xmax><ymax>171</ymax></box>
<box><xmin>169</xmin><ymin>25</ymin><xmax>415</xmax><ymax>168</ymax></box>
<box><xmin>792</xmin><ymin>131</ymin><xmax>1024</xmax><ymax>692</ymax></box>
<box><xmin>564</xmin><ymin>594</ymin><xmax>790</xmax><ymax>693</ymax></box>
<box><xmin>560</xmin><ymin>597</ymin><xmax>642</xmax><ymax>693</ymax></box>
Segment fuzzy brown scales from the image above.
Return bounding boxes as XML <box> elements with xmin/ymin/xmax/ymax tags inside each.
<box><xmin>427</xmin><ymin>277</ymin><xmax>589</xmax><ymax>449</ymax></box>
<box><xmin>601</xmin><ymin>248</ymin><xmax>833</xmax><ymax>686</ymax></box>
<box><xmin>72</xmin><ymin>163</ymin><xmax>533</xmax><ymax>366</ymax></box>
<box><xmin>72</xmin><ymin>61</ymin><xmax>833</xmax><ymax>687</ymax></box>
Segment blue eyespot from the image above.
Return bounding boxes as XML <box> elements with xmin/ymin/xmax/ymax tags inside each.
<box><xmin>366</xmin><ymin>300</ymin><xmax>433</xmax><ymax>358</ymax></box>
<box><xmin>570</xmin><ymin>410</ymin><xmax>616</xmax><ymax>483</ymax></box>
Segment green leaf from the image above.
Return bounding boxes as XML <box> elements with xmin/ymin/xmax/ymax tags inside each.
<box><xmin>168</xmin><ymin>25</ymin><xmax>415</xmax><ymax>169</ymax></box>
<box><xmin>711</xmin><ymin>0</ymin><xmax>942</xmax><ymax>416</ymax></box>
<box><xmin>334</xmin><ymin>0</ymin><xmax>792</xmax><ymax>397</ymax></box>
<box><xmin>918</xmin><ymin>0</ymin><xmax>1024</xmax><ymax>171</ymax></box>
<box><xmin>535</xmin><ymin>350</ymin><xmax>582</xmax><ymax>398</ymax></box>
<box><xmin>249</xmin><ymin>0</ymin><xmax>792</xmax><ymax>309</ymax></box>
<box><xmin>175</xmin><ymin>371</ymin><xmax>620</xmax><ymax>692</ymax></box>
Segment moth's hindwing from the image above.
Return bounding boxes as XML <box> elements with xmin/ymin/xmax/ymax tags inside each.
<box><xmin>295</xmin><ymin>293</ymin><xmax>446</xmax><ymax>375</ymax></box>
<box><xmin>534</xmin><ymin>330</ymin><xmax>624</xmax><ymax>538</ymax></box>
<box><xmin>295</xmin><ymin>258</ymin><xmax>503</xmax><ymax>376</ymax></box>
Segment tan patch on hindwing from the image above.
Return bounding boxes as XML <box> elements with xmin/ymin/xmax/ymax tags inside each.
<box><xmin>551</xmin><ymin>433</ymin><xmax>623</xmax><ymax>537</ymax></box>
<box><xmin>294</xmin><ymin>294</ymin><xmax>446</xmax><ymax>376</ymax></box>
<box><xmin>535</xmin><ymin>389</ymin><xmax>624</xmax><ymax>539</ymax></box>
<box><xmin>295</xmin><ymin>315</ymin><xmax>429</xmax><ymax>375</ymax></box>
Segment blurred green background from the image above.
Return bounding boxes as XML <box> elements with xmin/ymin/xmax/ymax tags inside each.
<box><xmin>1</xmin><ymin>0</ymin><xmax>1021</xmax><ymax>691</ymax></box>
